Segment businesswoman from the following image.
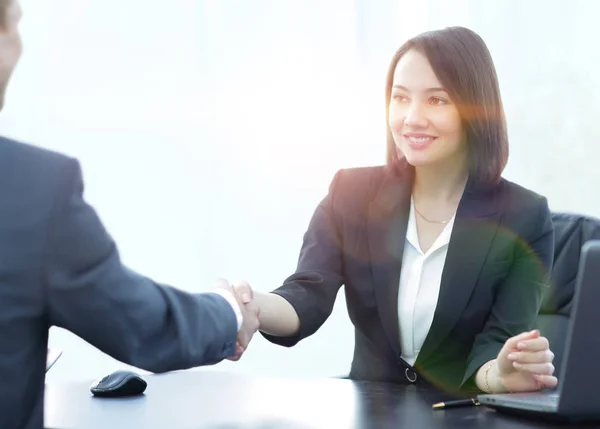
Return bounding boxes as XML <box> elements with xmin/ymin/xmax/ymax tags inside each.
<box><xmin>233</xmin><ymin>26</ymin><xmax>557</xmax><ymax>395</ymax></box>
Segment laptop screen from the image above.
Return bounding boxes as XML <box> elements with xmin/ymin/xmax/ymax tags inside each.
<box><xmin>46</xmin><ymin>349</ymin><xmax>62</xmax><ymax>372</ymax></box>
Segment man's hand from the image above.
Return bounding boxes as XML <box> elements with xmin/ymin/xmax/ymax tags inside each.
<box><xmin>233</xmin><ymin>282</ymin><xmax>260</xmax><ymax>361</ymax></box>
<box><xmin>213</xmin><ymin>279</ymin><xmax>260</xmax><ymax>361</ymax></box>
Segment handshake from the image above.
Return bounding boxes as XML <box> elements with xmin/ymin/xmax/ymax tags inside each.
<box><xmin>215</xmin><ymin>279</ymin><xmax>260</xmax><ymax>361</ymax></box>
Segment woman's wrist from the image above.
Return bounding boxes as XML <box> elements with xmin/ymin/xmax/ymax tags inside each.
<box><xmin>477</xmin><ymin>359</ymin><xmax>508</xmax><ymax>393</ymax></box>
<box><xmin>254</xmin><ymin>291</ymin><xmax>300</xmax><ymax>336</ymax></box>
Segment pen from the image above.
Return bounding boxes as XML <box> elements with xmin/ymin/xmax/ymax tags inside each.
<box><xmin>432</xmin><ymin>398</ymin><xmax>480</xmax><ymax>409</ymax></box>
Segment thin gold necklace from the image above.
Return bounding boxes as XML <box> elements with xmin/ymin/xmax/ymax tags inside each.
<box><xmin>414</xmin><ymin>205</ymin><xmax>453</xmax><ymax>224</ymax></box>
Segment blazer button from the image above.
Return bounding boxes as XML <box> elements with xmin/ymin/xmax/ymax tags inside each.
<box><xmin>405</xmin><ymin>367</ymin><xmax>417</xmax><ymax>383</ymax></box>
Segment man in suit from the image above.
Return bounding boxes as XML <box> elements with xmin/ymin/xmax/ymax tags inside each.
<box><xmin>0</xmin><ymin>1</ymin><xmax>259</xmax><ymax>428</ymax></box>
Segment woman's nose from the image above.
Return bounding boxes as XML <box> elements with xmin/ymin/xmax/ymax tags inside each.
<box><xmin>403</xmin><ymin>103</ymin><xmax>428</xmax><ymax>128</ymax></box>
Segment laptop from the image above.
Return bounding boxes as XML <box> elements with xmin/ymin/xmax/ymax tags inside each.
<box><xmin>46</xmin><ymin>349</ymin><xmax>62</xmax><ymax>372</ymax></box>
<box><xmin>477</xmin><ymin>240</ymin><xmax>600</xmax><ymax>422</ymax></box>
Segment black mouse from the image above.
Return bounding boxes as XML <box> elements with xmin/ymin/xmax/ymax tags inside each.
<box><xmin>90</xmin><ymin>370</ymin><xmax>147</xmax><ymax>398</ymax></box>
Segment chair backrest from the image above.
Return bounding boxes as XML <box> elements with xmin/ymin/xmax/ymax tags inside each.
<box><xmin>535</xmin><ymin>212</ymin><xmax>600</xmax><ymax>374</ymax></box>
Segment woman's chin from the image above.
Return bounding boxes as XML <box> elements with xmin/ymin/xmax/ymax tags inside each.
<box><xmin>404</xmin><ymin>154</ymin><xmax>435</xmax><ymax>168</ymax></box>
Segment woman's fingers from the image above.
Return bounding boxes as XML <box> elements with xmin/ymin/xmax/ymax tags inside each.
<box><xmin>515</xmin><ymin>336</ymin><xmax>550</xmax><ymax>352</ymax></box>
<box><xmin>531</xmin><ymin>373</ymin><xmax>559</xmax><ymax>388</ymax></box>
<box><xmin>513</xmin><ymin>361</ymin><xmax>555</xmax><ymax>375</ymax></box>
<box><xmin>508</xmin><ymin>349</ymin><xmax>554</xmax><ymax>364</ymax></box>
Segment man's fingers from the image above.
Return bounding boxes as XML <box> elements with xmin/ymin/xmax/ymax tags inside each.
<box><xmin>238</xmin><ymin>327</ymin><xmax>255</xmax><ymax>348</ymax></box>
<box><xmin>226</xmin><ymin>343</ymin><xmax>245</xmax><ymax>361</ymax></box>
<box><xmin>245</xmin><ymin>300</ymin><xmax>260</xmax><ymax>317</ymax></box>
<box><xmin>232</xmin><ymin>280</ymin><xmax>253</xmax><ymax>304</ymax></box>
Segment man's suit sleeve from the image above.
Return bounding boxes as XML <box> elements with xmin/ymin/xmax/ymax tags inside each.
<box><xmin>44</xmin><ymin>158</ymin><xmax>238</xmax><ymax>371</ymax></box>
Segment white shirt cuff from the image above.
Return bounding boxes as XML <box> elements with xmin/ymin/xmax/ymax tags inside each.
<box><xmin>211</xmin><ymin>290</ymin><xmax>243</xmax><ymax>331</ymax></box>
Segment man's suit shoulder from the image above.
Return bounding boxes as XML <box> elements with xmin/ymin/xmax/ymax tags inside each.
<box><xmin>0</xmin><ymin>136</ymin><xmax>78</xmax><ymax>192</ymax></box>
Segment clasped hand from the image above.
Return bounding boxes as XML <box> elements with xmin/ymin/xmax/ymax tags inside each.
<box><xmin>492</xmin><ymin>329</ymin><xmax>558</xmax><ymax>392</ymax></box>
<box><xmin>214</xmin><ymin>279</ymin><xmax>259</xmax><ymax>361</ymax></box>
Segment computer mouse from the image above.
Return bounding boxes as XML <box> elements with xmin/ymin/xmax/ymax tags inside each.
<box><xmin>90</xmin><ymin>370</ymin><xmax>147</xmax><ymax>398</ymax></box>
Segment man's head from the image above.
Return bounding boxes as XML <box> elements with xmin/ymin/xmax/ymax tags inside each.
<box><xmin>0</xmin><ymin>0</ymin><xmax>22</xmax><ymax>110</ymax></box>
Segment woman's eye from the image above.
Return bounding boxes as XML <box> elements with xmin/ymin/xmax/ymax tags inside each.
<box><xmin>429</xmin><ymin>96</ymin><xmax>447</xmax><ymax>106</ymax></box>
<box><xmin>392</xmin><ymin>94</ymin><xmax>409</xmax><ymax>103</ymax></box>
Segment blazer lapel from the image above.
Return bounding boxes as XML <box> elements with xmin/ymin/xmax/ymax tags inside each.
<box><xmin>416</xmin><ymin>181</ymin><xmax>503</xmax><ymax>365</ymax></box>
<box><xmin>367</xmin><ymin>172</ymin><xmax>412</xmax><ymax>358</ymax></box>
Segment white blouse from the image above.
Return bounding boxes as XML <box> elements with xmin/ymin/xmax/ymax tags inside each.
<box><xmin>398</xmin><ymin>198</ymin><xmax>456</xmax><ymax>366</ymax></box>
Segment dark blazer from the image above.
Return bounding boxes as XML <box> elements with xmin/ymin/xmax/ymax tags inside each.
<box><xmin>263</xmin><ymin>165</ymin><xmax>554</xmax><ymax>394</ymax></box>
<box><xmin>0</xmin><ymin>137</ymin><xmax>238</xmax><ymax>429</ymax></box>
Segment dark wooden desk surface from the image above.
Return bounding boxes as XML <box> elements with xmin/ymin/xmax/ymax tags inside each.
<box><xmin>44</xmin><ymin>370</ymin><xmax>598</xmax><ymax>428</ymax></box>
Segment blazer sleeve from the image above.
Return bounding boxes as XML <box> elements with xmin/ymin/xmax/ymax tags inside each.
<box><xmin>44</xmin><ymin>158</ymin><xmax>238</xmax><ymax>372</ymax></box>
<box><xmin>261</xmin><ymin>171</ymin><xmax>345</xmax><ymax>347</ymax></box>
<box><xmin>461</xmin><ymin>196</ymin><xmax>555</xmax><ymax>390</ymax></box>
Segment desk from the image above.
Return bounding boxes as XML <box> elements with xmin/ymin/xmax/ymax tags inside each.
<box><xmin>44</xmin><ymin>370</ymin><xmax>597</xmax><ymax>429</ymax></box>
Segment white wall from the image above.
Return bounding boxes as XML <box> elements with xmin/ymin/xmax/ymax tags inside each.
<box><xmin>2</xmin><ymin>0</ymin><xmax>598</xmax><ymax>383</ymax></box>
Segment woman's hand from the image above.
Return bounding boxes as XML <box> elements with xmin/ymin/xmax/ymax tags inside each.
<box><xmin>494</xmin><ymin>329</ymin><xmax>558</xmax><ymax>392</ymax></box>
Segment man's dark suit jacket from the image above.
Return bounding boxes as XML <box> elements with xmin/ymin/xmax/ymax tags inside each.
<box><xmin>264</xmin><ymin>165</ymin><xmax>554</xmax><ymax>394</ymax></box>
<box><xmin>0</xmin><ymin>137</ymin><xmax>238</xmax><ymax>429</ymax></box>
